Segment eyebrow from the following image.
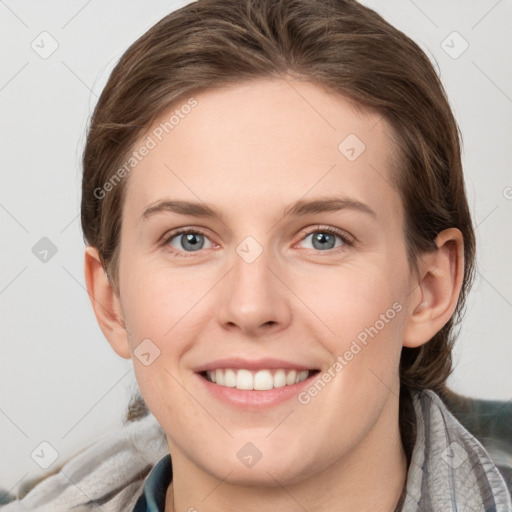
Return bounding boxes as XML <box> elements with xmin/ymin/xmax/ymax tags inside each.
<box><xmin>141</xmin><ymin>200</ymin><xmax>222</xmax><ymax>222</ymax></box>
<box><xmin>283</xmin><ymin>197</ymin><xmax>376</xmax><ymax>219</ymax></box>
<box><xmin>140</xmin><ymin>196</ymin><xmax>377</xmax><ymax>223</ymax></box>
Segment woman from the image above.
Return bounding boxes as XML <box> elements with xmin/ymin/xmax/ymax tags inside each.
<box><xmin>2</xmin><ymin>0</ymin><xmax>510</xmax><ymax>510</ymax></box>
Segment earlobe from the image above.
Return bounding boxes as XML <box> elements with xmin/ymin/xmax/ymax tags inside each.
<box><xmin>403</xmin><ymin>228</ymin><xmax>464</xmax><ymax>348</ymax></box>
<box><xmin>84</xmin><ymin>246</ymin><xmax>131</xmax><ymax>359</ymax></box>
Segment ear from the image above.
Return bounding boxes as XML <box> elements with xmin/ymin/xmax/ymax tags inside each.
<box><xmin>402</xmin><ymin>228</ymin><xmax>464</xmax><ymax>348</ymax></box>
<box><xmin>84</xmin><ymin>246</ymin><xmax>131</xmax><ymax>359</ymax></box>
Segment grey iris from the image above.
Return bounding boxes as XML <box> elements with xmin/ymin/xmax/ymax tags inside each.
<box><xmin>181</xmin><ymin>233</ymin><xmax>204</xmax><ymax>251</ymax></box>
<box><xmin>312</xmin><ymin>232</ymin><xmax>336</xmax><ymax>250</ymax></box>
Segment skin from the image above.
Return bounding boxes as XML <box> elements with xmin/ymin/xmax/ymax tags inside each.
<box><xmin>85</xmin><ymin>78</ymin><xmax>464</xmax><ymax>512</ymax></box>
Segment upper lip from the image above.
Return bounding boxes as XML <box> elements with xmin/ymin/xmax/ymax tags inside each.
<box><xmin>194</xmin><ymin>357</ymin><xmax>317</xmax><ymax>373</ymax></box>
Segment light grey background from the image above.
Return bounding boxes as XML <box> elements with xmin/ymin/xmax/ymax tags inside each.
<box><xmin>1</xmin><ymin>0</ymin><xmax>511</xmax><ymax>493</ymax></box>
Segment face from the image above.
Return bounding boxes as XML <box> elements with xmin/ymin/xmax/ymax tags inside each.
<box><xmin>114</xmin><ymin>78</ymin><xmax>414</xmax><ymax>485</ymax></box>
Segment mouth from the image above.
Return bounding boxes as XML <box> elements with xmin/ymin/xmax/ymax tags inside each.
<box><xmin>194</xmin><ymin>358</ymin><xmax>322</xmax><ymax>408</ymax></box>
<box><xmin>199</xmin><ymin>368</ymin><xmax>320</xmax><ymax>390</ymax></box>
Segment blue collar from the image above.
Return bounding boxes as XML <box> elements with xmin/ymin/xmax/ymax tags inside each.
<box><xmin>133</xmin><ymin>454</ymin><xmax>172</xmax><ymax>511</ymax></box>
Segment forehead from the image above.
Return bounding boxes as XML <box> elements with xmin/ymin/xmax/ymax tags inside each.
<box><xmin>122</xmin><ymin>78</ymin><xmax>401</xmax><ymax>224</ymax></box>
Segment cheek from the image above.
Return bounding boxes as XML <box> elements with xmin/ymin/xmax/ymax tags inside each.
<box><xmin>118</xmin><ymin>256</ymin><xmax>216</xmax><ymax>407</ymax></box>
<box><xmin>289</xmin><ymin>263</ymin><xmax>407</xmax><ymax>446</ymax></box>
<box><xmin>119</xmin><ymin>250</ymin><xmax>210</xmax><ymax>340</ymax></box>
<box><xmin>292</xmin><ymin>256</ymin><xmax>409</xmax><ymax>406</ymax></box>
<box><xmin>119</xmin><ymin>267</ymin><xmax>203</xmax><ymax>421</ymax></box>
<box><xmin>294</xmin><ymin>260</ymin><xmax>406</xmax><ymax>340</ymax></box>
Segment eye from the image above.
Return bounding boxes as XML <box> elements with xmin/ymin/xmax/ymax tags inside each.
<box><xmin>162</xmin><ymin>225</ymin><xmax>353</xmax><ymax>256</ymax></box>
<box><xmin>297</xmin><ymin>225</ymin><xmax>353</xmax><ymax>252</ymax></box>
<box><xmin>163</xmin><ymin>229</ymin><xmax>215</xmax><ymax>255</ymax></box>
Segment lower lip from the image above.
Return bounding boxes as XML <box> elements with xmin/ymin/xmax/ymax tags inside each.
<box><xmin>196</xmin><ymin>372</ymin><xmax>317</xmax><ymax>408</ymax></box>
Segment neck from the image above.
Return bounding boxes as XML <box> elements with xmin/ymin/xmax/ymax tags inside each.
<box><xmin>165</xmin><ymin>396</ymin><xmax>407</xmax><ymax>512</ymax></box>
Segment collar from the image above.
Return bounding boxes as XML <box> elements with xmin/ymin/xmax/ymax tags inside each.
<box><xmin>133</xmin><ymin>454</ymin><xmax>172</xmax><ymax>512</ymax></box>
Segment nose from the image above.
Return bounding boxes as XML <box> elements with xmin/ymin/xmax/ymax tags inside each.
<box><xmin>216</xmin><ymin>242</ymin><xmax>292</xmax><ymax>337</ymax></box>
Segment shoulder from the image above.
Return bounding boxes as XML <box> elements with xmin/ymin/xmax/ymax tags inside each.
<box><xmin>0</xmin><ymin>414</ymin><xmax>168</xmax><ymax>512</ymax></box>
<box><xmin>437</xmin><ymin>387</ymin><xmax>512</xmax><ymax>492</ymax></box>
<box><xmin>403</xmin><ymin>388</ymin><xmax>512</xmax><ymax>510</ymax></box>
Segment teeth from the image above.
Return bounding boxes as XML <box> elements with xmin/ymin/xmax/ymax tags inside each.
<box><xmin>204</xmin><ymin>368</ymin><xmax>311</xmax><ymax>390</ymax></box>
<box><xmin>224</xmin><ymin>369</ymin><xmax>236</xmax><ymax>387</ymax></box>
<box><xmin>237</xmin><ymin>369</ymin><xmax>253</xmax><ymax>390</ymax></box>
<box><xmin>286</xmin><ymin>370</ymin><xmax>297</xmax><ymax>386</ymax></box>
<box><xmin>273</xmin><ymin>369</ymin><xmax>287</xmax><ymax>388</ymax></box>
<box><xmin>296</xmin><ymin>370</ymin><xmax>308</xmax><ymax>383</ymax></box>
<box><xmin>254</xmin><ymin>370</ymin><xmax>273</xmax><ymax>390</ymax></box>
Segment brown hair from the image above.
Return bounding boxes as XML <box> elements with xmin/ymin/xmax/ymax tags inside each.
<box><xmin>81</xmin><ymin>0</ymin><xmax>475</xmax><ymax>450</ymax></box>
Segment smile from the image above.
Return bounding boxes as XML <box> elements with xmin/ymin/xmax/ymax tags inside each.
<box><xmin>202</xmin><ymin>368</ymin><xmax>317</xmax><ymax>390</ymax></box>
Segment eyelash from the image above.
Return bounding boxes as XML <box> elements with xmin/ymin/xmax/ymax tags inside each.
<box><xmin>162</xmin><ymin>225</ymin><xmax>354</xmax><ymax>258</ymax></box>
